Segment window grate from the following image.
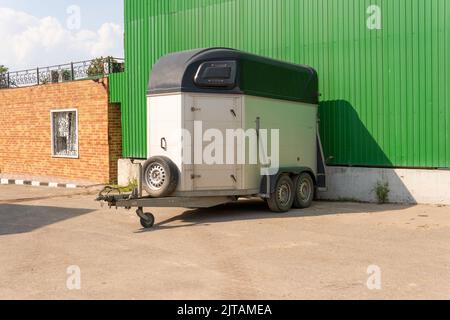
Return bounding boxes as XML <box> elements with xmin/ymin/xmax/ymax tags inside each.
<box><xmin>51</xmin><ymin>110</ymin><xmax>78</xmax><ymax>158</ymax></box>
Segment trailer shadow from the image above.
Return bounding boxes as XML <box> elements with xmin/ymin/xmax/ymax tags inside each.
<box><xmin>138</xmin><ymin>99</ymin><xmax>417</xmax><ymax>232</ymax></box>
<box><xmin>138</xmin><ymin>199</ymin><xmax>413</xmax><ymax>232</ymax></box>
<box><xmin>319</xmin><ymin>100</ymin><xmax>417</xmax><ymax>204</ymax></box>
<box><xmin>319</xmin><ymin>99</ymin><xmax>394</xmax><ymax>168</ymax></box>
<box><xmin>0</xmin><ymin>204</ymin><xmax>93</xmax><ymax>236</ymax></box>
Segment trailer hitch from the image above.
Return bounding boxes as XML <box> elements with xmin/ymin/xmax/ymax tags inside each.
<box><xmin>95</xmin><ymin>186</ymin><xmax>134</xmax><ymax>207</ymax></box>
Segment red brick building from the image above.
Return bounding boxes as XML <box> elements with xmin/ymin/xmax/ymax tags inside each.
<box><xmin>0</xmin><ymin>78</ymin><xmax>122</xmax><ymax>185</ymax></box>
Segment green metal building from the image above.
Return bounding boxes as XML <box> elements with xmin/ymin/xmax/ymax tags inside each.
<box><xmin>110</xmin><ymin>0</ymin><xmax>450</xmax><ymax>169</ymax></box>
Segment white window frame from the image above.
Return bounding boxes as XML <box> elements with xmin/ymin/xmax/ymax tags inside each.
<box><xmin>50</xmin><ymin>109</ymin><xmax>79</xmax><ymax>159</ymax></box>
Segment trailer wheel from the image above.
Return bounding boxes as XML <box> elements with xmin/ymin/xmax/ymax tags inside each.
<box><xmin>293</xmin><ymin>173</ymin><xmax>315</xmax><ymax>209</ymax></box>
<box><xmin>267</xmin><ymin>174</ymin><xmax>295</xmax><ymax>213</ymax></box>
<box><xmin>140</xmin><ymin>213</ymin><xmax>155</xmax><ymax>229</ymax></box>
<box><xmin>142</xmin><ymin>156</ymin><xmax>179</xmax><ymax>198</ymax></box>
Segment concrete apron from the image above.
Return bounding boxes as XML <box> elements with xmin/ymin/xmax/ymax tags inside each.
<box><xmin>118</xmin><ymin>159</ymin><xmax>145</xmax><ymax>187</ymax></box>
<box><xmin>318</xmin><ymin>166</ymin><xmax>450</xmax><ymax>205</ymax></box>
<box><xmin>118</xmin><ymin>159</ymin><xmax>450</xmax><ymax>205</ymax></box>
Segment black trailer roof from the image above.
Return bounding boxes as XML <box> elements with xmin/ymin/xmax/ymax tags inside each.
<box><xmin>148</xmin><ymin>48</ymin><xmax>319</xmax><ymax>105</ymax></box>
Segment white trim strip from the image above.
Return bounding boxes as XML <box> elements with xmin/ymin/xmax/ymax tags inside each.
<box><xmin>0</xmin><ymin>179</ymin><xmax>82</xmax><ymax>189</ymax></box>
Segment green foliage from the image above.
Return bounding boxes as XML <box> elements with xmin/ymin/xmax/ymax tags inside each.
<box><xmin>44</xmin><ymin>70</ymin><xmax>73</xmax><ymax>84</ymax></box>
<box><xmin>61</xmin><ymin>69</ymin><xmax>72</xmax><ymax>81</ymax></box>
<box><xmin>87</xmin><ymin>56</ymin><xmax>123</xmax><ymax>77</ymax></box>
<box><xmin>374</xmin><ymin>181</ymin><xmax>390</xmax><ymax>204</ymax></box>
<box><xmin>126</xmin><ymin>178</ymin><xmax>139</xmax><ymax>192</ymax></box>
<box><xmin>0</xmin><ymin>65</ymin><xmax>9</xmax><ymax>88</ymax></box>
<box><xmin>110</xmin><ymin>179</ymin><xmax>138</xmax><ymax>193</ymax></box>
<box><xmin>87</xmin><ymin>57</ymin><xmax>106</xmax><ymax>77</ymax></box>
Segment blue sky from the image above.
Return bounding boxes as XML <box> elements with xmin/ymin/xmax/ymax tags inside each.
<box><xmin>0</xmin><ymin>0</ymin><xmax>124</xmax><ymax>70</ymax></box>
<box><xmin>0</xmin><ymin>0</ymin><xmax>123</xmax><ymax>30</ymax></box>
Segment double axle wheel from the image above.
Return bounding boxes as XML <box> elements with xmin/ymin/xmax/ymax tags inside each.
<box><xmin>139</xmin><ymin>155</ymin><xmax>315</xmax><ymax>225</ymax></box>
<box><xmin>266</xmin><ymin>173</ymin><xmax>315</xmax><ymax>213</ymax></box>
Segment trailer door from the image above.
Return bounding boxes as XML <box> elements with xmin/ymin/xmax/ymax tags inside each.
<box><xmin>186</xmin><ymin>95</ymin><xmax>243</xmax><ymax>191</ymax></box>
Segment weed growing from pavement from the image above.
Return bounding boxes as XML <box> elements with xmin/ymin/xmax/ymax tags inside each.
<box><xmin>374</xmin><ymin>181</ymin><xmax>390</xmax><ymax>204</ymax></box>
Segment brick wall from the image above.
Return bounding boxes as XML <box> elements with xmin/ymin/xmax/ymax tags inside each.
<box><xmin>0</xmin><ymin>78</ymin><xmax>122</xmax><ymax>184</ymax></box>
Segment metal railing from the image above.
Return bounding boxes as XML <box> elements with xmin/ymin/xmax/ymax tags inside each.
<box><xmin>0</xmin><ymin>57</ymin><xmax>124</xmax><ymax>89</ymax></box>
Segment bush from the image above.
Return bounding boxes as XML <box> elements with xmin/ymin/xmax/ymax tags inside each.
<box><xmin>110</xmin><ymin>61</ymin><xmax>125</xmax><ymax>73</ymax></box>
<box><xmin>374</xmin><ymin>181</ymin><xmax>390</xmax><ymax>204</ymax></box>
<box><xmin>87</xmin><ymin>57</ymin><xmax>106</xmax><ymax>77</ymax></box>
<box><xmin>0</xmin><ymin>65</ymin><xmax>9</xmax><ymax>88</ymax></box>
<box><xmin>87</xmin><ymin>57</ymin><xmax>123</xmax><ymax>77</ymax></box>
<box><xmin>0</xmin><ymin>74</ymin><xmax>7</xmax><ymax>88</ymax></box>
<box><xmin>61</xmin><ymin>69</ymin><xmax>72</xmax><ymax>81</ymax></box>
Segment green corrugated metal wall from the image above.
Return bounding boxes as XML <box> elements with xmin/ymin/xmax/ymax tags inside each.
<box><xmin>111</xmin><ymin>0</ymin><xmax>450</xmax><ymax>168</ymax></box>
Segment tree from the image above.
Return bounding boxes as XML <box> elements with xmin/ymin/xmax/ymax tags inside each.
<box><xmin>87</xmin><ymin>57</ymin><xmax>106</xmax><ymax>77</ymax></box>
<box><xmin>87</xmin><ymin>57</ymin><xmax>124</xmax><ymax>78</ymax></box>
<box><xmin>0</xmin><ymin>65</ymin><xmax>8</xmax><ymax>88</ymax></box>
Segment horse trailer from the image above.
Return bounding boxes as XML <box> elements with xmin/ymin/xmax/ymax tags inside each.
<box><xmin>99</xmin><ymin>48</ymin><xmax>326</xmax><ymax>228</ymax></box>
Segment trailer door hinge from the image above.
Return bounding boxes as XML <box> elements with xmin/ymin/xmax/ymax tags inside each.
<box><xmin>191</xmin><ymin>174</ymin><xmax>202</xmax><ymax>179</ymax></box>
<box><xmin>191</xmin><ymin>107</ymin><xmax>201</xmax><ymax>112</ymax></box>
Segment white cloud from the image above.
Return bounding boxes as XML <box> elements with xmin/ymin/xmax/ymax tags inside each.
<box><xmin>0</xmin><ymin>7</ymin><xmax>124</xmax><ymax>71</ymax></box>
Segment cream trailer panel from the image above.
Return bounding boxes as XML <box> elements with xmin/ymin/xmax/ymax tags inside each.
<box><xmin>243</xmin><ymin>95</ymin><xmax>318</xmax><ymax>191</ymax></box>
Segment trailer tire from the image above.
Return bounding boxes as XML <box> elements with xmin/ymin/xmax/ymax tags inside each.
<box><xmin>142</xmin><ymin>156</ymin><xmax>179</xmax><ymax>198</ymax></box>
<box><xmin>267</xmin><ymin>174</ymin><xmax>295</xmax><ymax>213</ymax></box>
<box><xmin>293</xmin><ymin>173</ymin><xmax>315</xmax><ymax>209</ymax></box>
<box><xmin>140</xmin><ymin>213</ymin><xmax>155</xmax><ymax>229</ymax></box>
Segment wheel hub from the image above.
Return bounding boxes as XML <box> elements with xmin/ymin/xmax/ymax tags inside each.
<box><xmin>298</xmin><ymin>180</ymin><xmax>311</xmax><ymax>201</ymax></box>
<box><xmin>277</xmin><ymin>184</ymin><xmax>291</xmax><ymax>206</ymax></box>
<box><xmin>146</xmin><ymin>164</ymin><xmax>166</xmax><ymax>190</ymax></box>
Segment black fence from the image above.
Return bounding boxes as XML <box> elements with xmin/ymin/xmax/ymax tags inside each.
<box><xmin>0</xmin><ymin>57</ymin><xmax>124</xmax><ymax>89</ymax></box>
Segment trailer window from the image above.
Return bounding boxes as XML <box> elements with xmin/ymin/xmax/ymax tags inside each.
<box><xmin>203</xmin><ymin>66</ymin><xmax>232</xmax><ymax>79</ymax></box>
<box><xmin>194</xmin><ymin>60</ymin><xmax>237</xmax><ymax>88</ymax></box>
<box><xmin>51</xmin><ymin>109</ymin><xmax>78</xmax><ymax>158</ymax></box>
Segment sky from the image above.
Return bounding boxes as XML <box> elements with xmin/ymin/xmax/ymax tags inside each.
<box><xmin>0</xmin><ymin>0</ymin><xmax>124</xmax><ymax>71</ymax></box>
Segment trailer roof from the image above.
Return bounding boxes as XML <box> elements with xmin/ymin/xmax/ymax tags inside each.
<box><xmin>148</xmin><ymin>48</ymin><xmax>319</xmax><ymax>104</ymax></box>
